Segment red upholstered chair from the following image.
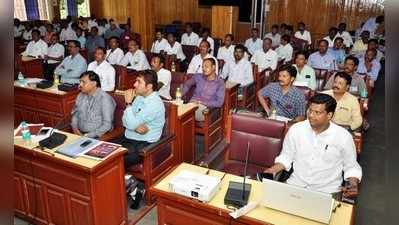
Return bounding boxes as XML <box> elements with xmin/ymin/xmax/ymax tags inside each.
<box><xmin>237</xmin><ymin>83</ymin><xmax>256</xmax><ymax>111</ymax></box>
<box><xmin>182</xmin><ymin>45</ymin><xmax>198</xmax><ymax>63</ymax></box>
<box><xmin>291</xmin><ymin>37</ymin><xmax>309</xmax><ymax>51</ymax></box>
<box><xmin>79</xmin><ymin>49</ymin><xmax>88</xmax><ymax>61</ymax></box>
<box><xmin>164</xmin><ymin>54</ymin><xmax>181</xmax><ymax>72</ymax></box>
<box><xmin>17</xmin><ymin>56</ymin><xmax>44</xmax><ymax>78</ymax></box>
<box><xmin>314</xmin><ymin>68</ymin><xmax>332</xmax><ymax>91</ymax></box>
<box><xmin>202</xmin><ymin>113</ymin><xmax>286</xmax><ymax>178</ymax></box>
<box><xmin>113</xmin><ymin>65</ymin><xmax>139</xmax><ymax>90</ymax></box>
<box><xmin>170</xmin><ymin>71</ymin><xmax>188</xmax><ymax>99</ymax></box>
<box><xmin>144</xmin><ymin>52</ymin><xmax>154</xmax><ymax>64</ymax></box>
<box><xmin>252</xmin><ymin>65</ymin><xmax>270</xmax><ymax>109</ymax></box>
<box><xmin>126</xmin><ymin>101</ymin><xmax>178</xmax><ymax>203</ymax></box>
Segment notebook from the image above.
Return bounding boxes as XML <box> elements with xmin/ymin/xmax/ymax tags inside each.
<box><xmin>56</xmin><ymin>137</ymin><xmax>101</xmax><ymax>158</ymax></box>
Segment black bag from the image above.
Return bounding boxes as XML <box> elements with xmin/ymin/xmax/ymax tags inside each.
<box><xmin>58</xmin><ymin>83</ymin><xmax>79</xmax><ymax>92</ymax></box>
<box><xmin>39</xmin><ymin>132</ymin><xmax>67</xmax><ymax>149</ymax></box>
<box><xmin>36</xmin><ymin>80</ymin><xmax>53</xmax><ymax>89</ymax></box>
<box><xmin>125</xmin><ymin>175</ymin><xmax>145</xmax><ymax>209</ymax></box>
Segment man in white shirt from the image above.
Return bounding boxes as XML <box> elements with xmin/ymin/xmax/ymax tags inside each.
<box><xmin>244</xmin><ymin>28</ymin><xmax>263</xmax><ymax>56</ymax></box>
<box><xmin>165</xmin><ymin>33</ymin><xmax>186</xmax><ymax>61</ymax></box>
<box><xmin>187</xmin><ymin>40</ymin><xmax>218</xmax><ymax>75</ymax></box>
<box><xmin>150</xmin><ymin>55</ymin><xmax>172</xmax><ymax>100</ymax></box>
<box><xmin>275</xmin><ymin>34</ymin><xmax>293</xmax><ymax>64</ymax></box>
<box><xmin>336</xmin><ymin>23</ymin><xmax>353</xmax><ymax>48</ymax></box>
<box><xmin>197</xmin><ymin>28</ymin><xmax>214</xmax><ymax>55</ymax></box>
<box><xmin>265</xmin><ymin>93</ymin><xmax>362</xmax><ymax>197</ymax></box>
<box><xmin>21</xmin><ymin>29</ymin><xmax>48</xmax><ymax>59</ymax></box>
<box><xmin>361</xmin><ymin>15</ymin><xmax>384</xmax><ymax>38</ymax></box>
<box><xmin>323</xmin><ymin>27</ymin><xmax>338</xmax><ymax>48</ymax></box>
<box><xmin>106</xmin><ymin>36</ymin><xmax>124</xmax><ymax>65</ymax></box>
<box><xmin>88</xmin><ymin>16</ymin><xmax>98</xmax><ymax>30</ymax></box>
<box><xmin>14</xmin><ymin>19</ymin><xmax>25</xmax><ymax>38</ymax></box>
<box><xmin>294</xmin><ymin>22</ymin><xmax>312</xmax><ymax>45</ymax></box>
<box><xmin>181</xmin><ymin>23</ymin><xmax>199</xmax><ymax>46</ymax></box>
<box><xmin>217</xmin><ymin>34</ymin><xmax>235</xmax><ymax>65</ymax></box>
<box><xmin>308</xmin><ymin>39</ymin><xmax>335</xmax><ymax>71</ymax></box>
<box><xmin>87</xmin><ymin>47</ymin><xmax>116</xmax><ymax>92</ymax></box>
<box><xmin>22</xmin><ymin>24</ymin><xmax>32</xmax><ymax>41</ymax></box>
<box><xmin>250</xmin><ymin>38</ymin><xmax>278</xmax><ymax>72</ymax></box>
<box><xmin>150</xmin><ymin>30</ymin><xmax>168</xmax><ymax>54</ymax></box>
<box><xmin>43</xmin><ymin>34</ymin><xmax>65</xmax><ymax>80</ymax></box>
<box><xmin>221</xmin><ymin>44</ymin><xmax>253</xmax><ymax>88</ymax></box>
<box><xmin>119</xmin><ymin>40</ymin><xmax>150</xmax><ymax>71</ymax></box>
<box><xmin>60</xmin><ymin>23</ymin><xmax>77</xmax><ymax>43</ymax></box>
<box><xmin>264</xmin><ymin>24</ymin><xmax>281</xmax><ymax>48</ymax></box>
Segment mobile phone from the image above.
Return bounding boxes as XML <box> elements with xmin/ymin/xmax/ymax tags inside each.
<box><xmin>38</xmin><ymin>128</ymin><xmax>51</xmax><ymax>135</ymax></box>
<box><xmin>305</xmin><ymin>75</ymin><xmax>311</xmax><ymax>78</ymax></box>
<box><xmin>80</xmin><ymin>140</ymin><xmax>92</xmax><ymax>147</ymax></box>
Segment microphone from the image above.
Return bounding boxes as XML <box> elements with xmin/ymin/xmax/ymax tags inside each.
<box><xmin>224</xmin><ymin>141</ymin><xmax>252</xmax><ymax>208</ymax></box>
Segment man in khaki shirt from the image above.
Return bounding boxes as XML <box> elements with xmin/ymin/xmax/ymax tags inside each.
<box><xmin>322</xmin><ymin>72</ymin><xmax>363</xmax><ymax>131</ymax></box>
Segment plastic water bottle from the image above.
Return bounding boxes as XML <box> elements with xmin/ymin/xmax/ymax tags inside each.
<box><xmin>270</xmin><ymin>108</ymin><xmax>277</xmax><ymax>120</ymax></box>
<box><xmin>20</xmin><ymin>121</ymin><xmax>31</xmax><ymax>144</ymax></box>
<box><xmin>171</xmin><ymin>61</ymin><xmax>176</xmax><ymax>72</ymax></box>
<box><xmin>175</xmin><ymin>87</ymin><xmax>182</xmax><ymax>105</ymax></box>
<box><xmin>18</xmin><ymin>72</ymin><xmax>26</xmax><ymax>86</ymax></box>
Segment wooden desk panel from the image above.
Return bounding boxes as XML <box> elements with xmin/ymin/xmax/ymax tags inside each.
<box><xmin>14</xmin><ymin>85</ymin><xmax>78</xmax><ymax>127</ymax></box>
<box><xmin>176</xmin><ymin>103</ymin><xmax>198</xmax><ymax>163</ymax></box>
<box><xmin>14</xmin><ymin>132</ymin><xmax>128</xmax><ymax>225</ymax></box>
<box><xmin>152</xmin><ymin>163</ymin><xmax>355</xmax><ymax>225</ymax></box>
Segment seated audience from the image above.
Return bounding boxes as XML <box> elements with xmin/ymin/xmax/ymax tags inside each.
<box><xmin>322</xmin><ymin>72</ymin><xmax>363</xmax><ymax>131</ymax></box>
<box><xmin>292</xmin><ymin>51</ymin><xmax>316</xmax><ymax>90</ymax></box>
<box><xmin>220</xmin><ymin>44</ymin><xmax>253</xmax><ymax>93</ymax></box>
<box><xmin>250</xmin><ymin>38</ymin><xmax>278</xmax><ymax>72</ymax></box>
<box><xmin>164</xmin><ymin>33</ymin><xmax>186</xmax><ymax>61</ymax></box>
<box><xmin>21</xmin><ymin>29</ymin><xmax>48</xmax><ymax>58</ymax></box>
<box><xmin>54</xmin><ymin>40</ymin><xmax>87</xmax><ymax>84</ymax></box>
<box><xmin>264</xmin><ymin>24</ymin><xmax>281</xmax><ymax>48</ymax></box>
<box><xmin>87</xmin><ymin>47</ymin><xmax>116</xmax><ymax>92</ymax></box>
<box><xmin>60</xmin><ymin>22</ymin><xmax>78</xmax><ymax>43</ymax></box>
<box><xmin>324</xmin><ymin>56</ymin><xmax>367</xmax><ymax>97</ymax></box>
<box><xmin>357</xmin><ymin>38</ymin><xmax>384</xmax><ymax>62</ymax></box>
<box><xmin>294</xmin><ymin>22</ymin><xmax>312</xmax><ymax>45</ymax></box>
<box><xmin>217</xmin><ymin>34</ymin><xmax>235</xmax><ymax>64</ymax></box>
<box><xmin>150</xmin><ymin>30</ymin><xmax>168</xmax><ymax>54</ymax></box>
<box><xmin>119</xmin><ymin>70</ymin><xmax>165</xmax><ymax>169</ymax></box>
<box><xmin>187</xmin><ymin>40</ymin><xmax>218</xmax><ymax>74</ymax></box>
<box><xmin>197</xmin><ymin>28</ymin><xmax>215</xmax><ymax>55</ymax></box>
<box><xmin>22</xmin><ymin>23</ymin><xmax>33</xmax><ymax>41</ymax></box>
<box><xmin>275</xmin><ymin>34</ymin><xmax>293</xmax><ymax>64</ymax></box>
<box><xmin>244</xmin><ymin>28</ymin><xmax>263</xmax><ymax>56</ymax></box>
<box><xmin>150</xmin><ymin>55</ymin><xmax>172</xmax><ymax>100</ymax></box>
<box><xmin>106</xmin><ymin>36</ymin><xmax>124</xmax><ymax>65</ymax></box>
<box><xmin>181</xmin><ymin>23</ymin><xmax>200</xmax><ymax>46</ymax></box>
<box><xmin>327</xmin><ymin>37</ymin><xmax>347</xmax><ymax>70</ymax></box>
<box><xmin>361</xmin><ymin>15</ymin><xmax>384</xmax><ymax>38</ymax></box>
<box><xmin>257</xmin><ymin>65</ymin><xmax>306</xmax><ymax>122</ymax></box>
<box><xmin>264</xmin><ymin>93</ymin><xmax>362</xmax><ymax>198</ymax></box>
<box><xmin>352</xmin><ymin>30</ymin><xmax>369</xmax><ymax>56</ymax></box>
<box><xmin>336</xmin><ymin>22</ymin><xmax>353</xmax><ymax>48</ymax></box>
<box><xmin>71</xmin><ymin>71</ymin><xmax>116</xmax><ymax>138</ymax></box>
<box><xmin>120</xmin><ymin>24</ymin><xmax>141</xmax><ymax>50</ymax></box>
<box><xmin>323</xmin><ymin>27</ymin><xmax>338</xmax><ymax>48</ymax></box>
<box><xmin>119</xmin><ymin>40</ymin><xmax>150</xmax><ymax>71</ymax></box>
<box><xmin>86</xmin><ymin>27</ymin><xmax>106</xmax><ymax>62</ymax></box>
<box><xmin>97</xmin><ymin>19</ymin><xmax>107</xmax><ymax>37</ymax></box>
<box><xmin>308</xmin><ymin>39</ymin><xmax>335</xmax><ymax>71</ymax></box>
<box><xmin>182</xmin><ymin>58</ymin><xmax>225</xmax><ymax>121</ymax></box>
<box><xmin>43</xmin><ymin>34</ymin><xmax>65</xmax><ymax>81</ymax></box>
<box><xmin>356</xmin><ymin>49</ymin><xmax>381</xmax><ymax>87</ymax></box>
<box><xmin>14</xmin><ymin>18</ymin><xmax>25</xmax><ymax>38</ymax></box>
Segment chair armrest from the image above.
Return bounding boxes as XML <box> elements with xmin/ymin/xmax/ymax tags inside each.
<box><xmin>99</xmin><ymin>126</ymin><xmax>124</xmax><ymax>142</ymax></box>
<box><xmin>203</xmin><ymin>107</ymin><xmax>222</xmax><ymax>124</ymax></box>
<box><xmin>138</xmin><ymin>133</ymin><xmax>176</xmax><ymax>157</ymax></box>
<box><xmin>199</xmin><ymin>140</ymin><xmax>229</xmax><ymax>169</ymax></box>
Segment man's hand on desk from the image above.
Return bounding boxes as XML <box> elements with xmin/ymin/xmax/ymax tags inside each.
<box><xmin>124</xmin><ymin>89</ymin><xmax>136</xmax><ymax>104</ymax></box>
<box><xmin>135</xmin><ymin>124</ymin><xmax>149</xmax><ymax>134</ymax></box>
<box><xmin>342</xmin><ymin>177</ymin><xmax>359</xmax><ymax>198</ymax></box>
<box><xmin>73</xmin><ymin>127</ymin><xmax>82</xmax><ymax>136</ymax></box>
<box><xmin>263</xmin><ymin>163</ymin><xmax>285</xmax><ymax>177</ymax></box>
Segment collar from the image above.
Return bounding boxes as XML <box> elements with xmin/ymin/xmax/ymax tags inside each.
<box><xmin>306</xmin><ymin>120</ymin><xmax>335</xmax><ymax>137</ymax></box>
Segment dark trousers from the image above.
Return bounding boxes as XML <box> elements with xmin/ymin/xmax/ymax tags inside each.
<box><xmin>43</xmin><ymin>63</ymin><xmax>58</xmax><ymax>81</ymax></box>
<box><xmin>116</xmin><ymin>135</ymin><xmax>150</xmax><ymax>169</ymax></box>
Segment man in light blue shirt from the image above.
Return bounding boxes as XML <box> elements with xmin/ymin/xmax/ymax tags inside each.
<box><xmin>118</xmin><ymin>70</ymin><xmax>165</xmax><ymax>168</ymax></box>
<box><xmin>327</xmin><ymin>37</ymin><xmax>347</xmax><ymax>71</ymax></box>
<box><xmin>308</xmin><ymin>39</ymin><xmax>335</xmax><ymax>71</ymax></box>
<box><xmin>357</xmin><ymin>49</ymin><xmax>381</xmax><ymax>87</ymax></box>
<box><xmin>54</xmin><ymin>40</ymin><xmax>87</xmax><ymax>84</ymax></box>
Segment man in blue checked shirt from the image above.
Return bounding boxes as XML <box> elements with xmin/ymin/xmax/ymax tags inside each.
<box><xmin>117</xmin><ymin>70</ymin><xmax>165</xmax><ymax>169</ymax></box>
<box><xmin>257</xmin><ymin>64</ymin><xmax>306</xmax><ymax>123</ymax></box>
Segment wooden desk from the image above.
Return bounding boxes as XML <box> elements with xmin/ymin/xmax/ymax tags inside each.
<box><xmin>14</xmin><ymin>131</ymin><xmax>128</xmax><ymax>225</ymax></box>
<box><xmin>175</xmin><ymin>102</ymin><xmax>198</xmax><ymax>163</ymax></box>
<box><xmin>17</xmin><ymin>56</ymin><xmax>44</xmax><ymax>78</ymax></box>
<box><xmin>151</xmin><ymin>163</ymin><xmax>355</xmax><ymax>225</ymax></box>
<box><xmin>14</xmin><ymin>83</ymin><xmax>79</xmax><ymax>127</ymax></box>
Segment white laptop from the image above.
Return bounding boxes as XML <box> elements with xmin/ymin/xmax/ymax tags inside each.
<box><xmin>261</xmin><ymin>179</ymin><xmax>334</xmax><ymax>224</ymax></box>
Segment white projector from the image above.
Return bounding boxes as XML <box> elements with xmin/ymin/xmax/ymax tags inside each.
<box><xmin>168</xmin><ymin>170</ymin><xmax>221</xmax><ymax>202</ymax></box>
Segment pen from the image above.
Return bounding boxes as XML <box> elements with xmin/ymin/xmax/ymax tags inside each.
<box><xmin>325</xmin><ymin>145</ymin><xmax>328</xmax><ymax>150</ymax></box>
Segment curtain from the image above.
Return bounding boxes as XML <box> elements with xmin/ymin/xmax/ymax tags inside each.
<box><xmin>67</xmin><ymin>0</ymin><xmax>78</xmax><ymax>17</ymax></box>
<box><xmin>24</xmin><ymin>0</ymin><xmax>40</xmax><ymax>20</ymax></box>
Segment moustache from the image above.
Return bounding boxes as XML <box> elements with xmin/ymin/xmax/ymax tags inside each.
<box><xmin>333</xmin><ymin>86</ymin><xmax>339</xmax><ymax>90</ymax></box>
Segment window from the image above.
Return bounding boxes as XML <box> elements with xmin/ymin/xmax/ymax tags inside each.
<box><xmin>14</xmin><ymin>0</ymin><xmax>49</xmax><ymax>21</ymax></box>
<box><xmin>60</xmin><ymin>0</ymin><xmax>90</xmax><ymax>19</ymax></box>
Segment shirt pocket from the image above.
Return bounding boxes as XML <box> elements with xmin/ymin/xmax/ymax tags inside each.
<box><xmin>322</xmin><ymin>144</ymin><xmax>341</xmax><ymax>164</ymax></box>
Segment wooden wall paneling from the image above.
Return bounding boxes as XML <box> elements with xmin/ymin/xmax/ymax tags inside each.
<box><xmin>211</xmin><ymin>6</ymin><xmax>238</xmax><ymax>39</ymax></box>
